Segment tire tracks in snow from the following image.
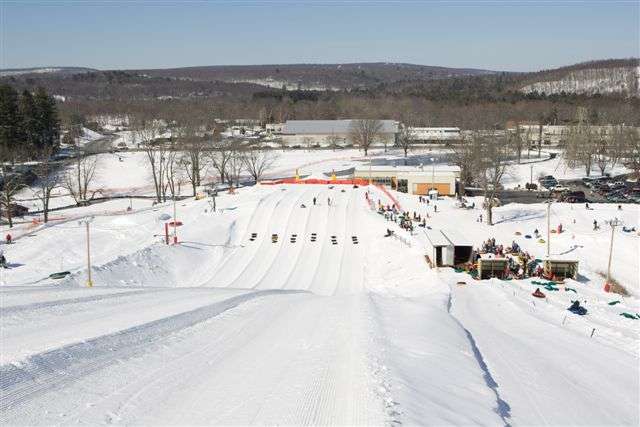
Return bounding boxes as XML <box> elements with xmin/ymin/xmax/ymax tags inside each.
<box><xmin>446</xmin><ymin>291</ymin><xmax>513</xmax><ymax>426</ymax></box>
<box><xmin>0</xmin><ymin>289</ymin><xmax>304</xmax><ymax>414</ymax></box>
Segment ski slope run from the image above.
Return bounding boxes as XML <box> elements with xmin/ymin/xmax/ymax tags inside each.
<box><xmin>1</xmin><ymin>184</ymin><xmax>638</xmax><ymax>425</ymax></box>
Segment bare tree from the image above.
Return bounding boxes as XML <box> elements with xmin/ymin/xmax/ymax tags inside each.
<box><xmin>510</xmin><ymin>125</ymin><xmax>525</xmax><ymax>164</ymax></box>
<box><xmin>166</xmin><ymin>148</ymin><xmax>181</xmax><ymax>199</ymax></box>
<box><xmin>243</xmin><ymin>148</ymin><xmax>278</xmax><ymax>183</ymax></box>
<box><xmin>620</xmin><ymin>127</ymin><xmax>640</xmax><ymax>180</ymax></box>
<box><xmin>136</xmin><ymin>120</ymin><xmax>170</xmax><ymax>203</ymax></box>
<box><xmin>325</xmin><ymin>133</ymin><xmax>342</xmax><ymax>151</ymax></box>
<box><xmin>396</xmin><ymin>123</ymin><xmax>414</xmax><ymax>158</ymax></box>
<box><xmin>0</xmin><ymin>167</ymin><xmax>25</xmax><ymax>228</ymax></box>
<box><xmin>209</xmin><ymin>139</ymin><xmax>234</xmax><ymax>185</ymax></box>
<box><xmin>178</xmin><ymin>126</ymin><xmax>209</xmax><ymax>196</ymax></box>
<box><xmin>476</xmin><ymin>133</ymin><xmax>510</xmax><ymax>225</ymax></box>
<box><xmin>449</xmin><ymin>133</ymin><xmax>482</xmax><ymax>199</ymax></box>
<box><xmin>32</xmin><ymin>146</ymin><xmax>59</xmax><ymax>223</ymax></box>
<box><xmin>302</xmin><ymin>136</ymin><xmax>313</xmax><ymax>151</ymax></box>
<box><xmin>63</xmin><ymin>150</ymin><xmax>100</xmax><ymax>206</ymax></box>
<box><xmin>349</xmin><ymin>119</ymin><xmax>382</xmax><ymax>156</ymax></box>
<box><xmin>227</xmin><ymin>147</ymin><xmax>245</xmax><ymax>187</ymax></box>
<box><xmin>565</xmin><ymin>107</ymin><xmax>598</xmax><ymax>176</ymax></box>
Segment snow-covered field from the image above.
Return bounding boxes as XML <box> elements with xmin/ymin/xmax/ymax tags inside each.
<box><xmin>2</xmin><ymin>148</ymin><xmax>638</xmax><ymax>425</ymax></box>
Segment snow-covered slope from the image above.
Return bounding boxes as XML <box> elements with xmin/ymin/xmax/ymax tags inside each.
<box><xmin>1</xmin><ymin>184</ymin><xmax>638</xmax><ymax>425</ymax></box>
<box><xmin>521</xmin><ymin>66</ymin><xmax>639</xmax><ymax>97</ymax></box>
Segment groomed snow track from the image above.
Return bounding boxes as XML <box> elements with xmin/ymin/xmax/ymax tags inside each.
<box><xmin>204</xmin><ymin>185</ymin><xmax>369</xmax><ymax>295</ymax></box>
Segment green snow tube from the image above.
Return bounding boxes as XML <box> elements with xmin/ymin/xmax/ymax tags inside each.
<box><xmin>619</xmin><ymin>313</ymin><xmax>638</xmax><ymax>320</ymax></box>
<box><xmin>608</xmin><ymin>301</ymin><xmax>621</xmax><ymax>306</ymax></box>
<box><xmin>49</xmin><ymin>271</ymin><xmax>71</xmax><ymax>280</ymax></box>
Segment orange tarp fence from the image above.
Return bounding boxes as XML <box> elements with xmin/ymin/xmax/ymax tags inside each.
<box><xmin>261</xmin><ymin>178</ymin><xmax>370</xmax><ymax>186</ymax></box>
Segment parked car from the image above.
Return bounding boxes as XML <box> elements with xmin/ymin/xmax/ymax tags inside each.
<box><xmin>562</xmin><ymin>191</ymin><xmax>586</xmax><ymax>203</ymax></box>
<box><xmin>539</xmin><ymin>178</ymin><xmax>559</xmax><ymax>189</ymax></box>
<box><xmin>0</xmin><ymin>203</ymin><xmax>29</xmax><ymax>218</ymax></box>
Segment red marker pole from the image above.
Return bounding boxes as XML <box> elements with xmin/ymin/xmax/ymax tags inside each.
<box><xmin>165</xmin><ymin>223</ymin><xmax>169</xmax><ymax>245</ymax></box>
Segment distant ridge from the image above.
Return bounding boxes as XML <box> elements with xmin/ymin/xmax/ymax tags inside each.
<box><xmin>0</xmin><ymin>66</ymin><xmax>97</xmax><ymax>77</ymax></box>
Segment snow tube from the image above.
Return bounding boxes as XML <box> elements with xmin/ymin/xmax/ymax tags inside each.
<box><xmin>568</xmin><ymin>301</ymin><xmax>587</xmax><ymax>315</ymax></box>
<box><xmin>49</xmin><ymin>271</ymin><xmax>71</xmax><ymax>280</ymax></box>
<box><xmin>532</xmin><ymin>288</ymin><xmax>546</xmax><ymax>298</ymax></box>
<box><xmin>565</xmin><ymin>287</ymin><xmax>577</xmax><ymax>293</ymax></box>
<box><xmin>514</xmin><ymin>231</ymin><xmax>522</xmax><ymax>236</ymax></box>
<box><xmin>544</xmin><ymin>284</ymin><xmax>559</xmax><ymax>291</ymax></box>
<box><xmin>524</xmin><ymin>235</ymin><xmax>532</xmax><ymax>239</ymax></box>
<box><xmin>619</xmin><ymin>313</ymin><xmax>638</xmax><ymax>320</ymax></box>
<box><xmin>608</xmin><ymin>300</ymin><xmax>621</xmax><ymax>306</ymax></box>
<box><xmin>538</xmin><ymin>239</ymin><xmax>546</xmax><ymax>244</ymax></box>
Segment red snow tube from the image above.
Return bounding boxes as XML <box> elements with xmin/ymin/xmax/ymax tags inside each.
<box><xmin>532</xmin><ymin>288</ymin><xmax>546</xmax><ymax>298</ymax></box>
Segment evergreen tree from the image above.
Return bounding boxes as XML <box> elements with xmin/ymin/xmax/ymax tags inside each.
<box><xmin>33</xmin><ymin>86</ymin><xmax>60</xmax><ymax>150</ymax></box>
<box><xmin>19</xmin><ymin>90</ymin><xmax>38</xmax><ymax>150</ymax></box>
<box><xmin>0</xmin><ymin>84</ymin><xmax>23</xmax><ymax>160</ymax></box>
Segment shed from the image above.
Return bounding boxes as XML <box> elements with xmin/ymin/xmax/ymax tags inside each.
<box><xmin>440</xmin><ymin>229</ymin><xmax>474</xmax><ymax>265</ymax></box>
<box><xmin>543</xmin><ymin>259</ymin><xmax>579</xmax><ymax>280</ymax></box>
<box><xmin>477</xmin><ymin>257</ymin><xmax>508</xmax><ymax>279</ymax></box>
<box><xmin>423</xmin><ymin>229</ymin><xmax>453</xmax><ymax>267</ymax></box>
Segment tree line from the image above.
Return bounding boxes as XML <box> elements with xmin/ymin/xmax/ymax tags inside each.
<box><xmin>0</xmin><ymin>84</ymin><xmax>60</xmax><ymax>161</ymax></box>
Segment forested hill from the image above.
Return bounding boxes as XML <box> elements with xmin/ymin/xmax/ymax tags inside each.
<box><xmin>518</xmin><ymin>58</ymin><xmax>639</xmax><ymax>97</ymax></box>
<box><xmin>131</xmin><ymin>63</ymin><xmax>496</xmax><ymax>91</ymax></box>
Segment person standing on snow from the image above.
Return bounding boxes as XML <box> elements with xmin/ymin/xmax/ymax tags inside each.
<box><xmin>5</xmin><ymin>233</ymin><xmax>11</xmax><ymax>244</ymax></box>
<box><xmin>313</xmin><ymin>197</ymin><xmax>316</xmax><ymax>206</ymax></box>
<box><xmin>327</xmin><ymin>197</ymin><xmax>331</xmax><ymax>206</ymax></box>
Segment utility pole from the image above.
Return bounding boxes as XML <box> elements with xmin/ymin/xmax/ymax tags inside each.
<box><xmin>530</xmin><ymin>164</ymin><xmax>534</xmax><ymax>187</ymax></box>
<box><xmin>173</xmin><ymin>197</ymin><xmax>178</xmax><ymax>244</ymax></box>
<box><xmin>546</xmin><ymin>201</ymin><xmax>551</xmax><ymax>258</ymax></box>
<box><xmin>79</xmin><ymin>217</ymin><xmax>94</xmax><ymax>287</ymax></box>
<box><xmin>430</xmin><ymin>157</ymin><xmax>435</xmax><ymax>193</ymax></box>
<box><xmin>605</xmin><ymin>218</ymin><xmax>622</xmax><ymax>291</ymax></box>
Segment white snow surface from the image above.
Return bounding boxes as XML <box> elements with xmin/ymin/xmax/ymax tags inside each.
<box><xmin>1</xmin><ymin>153</ymin><xmax>639</xmax><ymax>425</ymax></box>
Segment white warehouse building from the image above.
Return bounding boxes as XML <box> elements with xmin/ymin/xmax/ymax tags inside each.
<box><xmin>280</xmin><ymin>120</ymin><xmax>399</xmax><ymax>148</ymax></box>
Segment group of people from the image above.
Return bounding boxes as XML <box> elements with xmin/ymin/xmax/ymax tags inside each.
<box><xmin>472</xmin><ymin>237</ymin><xmax>540</xmax><ymax>279</ymax></box>
<box><xmin>378</xmin><ymin>199</ymin><xmax>432</xmax><ymax>234</ymax></box>
<box><xmin>302</xmin><ymin>196</ymin><xmax>331</xmax><ymax>209</ymax></box>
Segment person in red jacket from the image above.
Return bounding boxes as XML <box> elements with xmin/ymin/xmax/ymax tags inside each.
<box><xmin>6</xmin><ymin>233</ymin><xmax>11</xmax><ymax>244</ymax></box>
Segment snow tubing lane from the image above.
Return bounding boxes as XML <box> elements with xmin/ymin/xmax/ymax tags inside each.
<box><xmin>0</xmin><ymin>289</ymin><xmax>306</xmax><ymax>412</ymax></box>
<box><xmin>1</xmin><ymin>289</ymin><xmax>161</xmax><ymax>315</ymax></box>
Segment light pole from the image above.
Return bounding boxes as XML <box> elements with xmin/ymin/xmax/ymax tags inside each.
<box><xmin>546</xmin><ymin>201</ymin><xmax>551</xmax><ymax>259</ymax></box>
<box><xmin>605</xmin><ymin>218</ymin><xmax>622</xmax><ymax>292</ymax></box>
<box><xmin>78</xmin><ymin>217</ymin><xmax>94</xmax><ymax>287</ymax></box>
<box><xmin>173</xmin><ymin>197</ymin><xmax>178</xmax><ymax>244</ymax></box>
<box><xmin>530</xmin><ymin>164</ymin><xmax>534</xmax><ymax>187</ymax></box>
<box><xmin>430</xmin><ymin>157</ymin><xmax>435</xmax><ymax>193</ymax></box>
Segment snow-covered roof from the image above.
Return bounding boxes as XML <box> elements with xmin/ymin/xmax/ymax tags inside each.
<box><xmin>441</xmin><ymin>229</ymin><xmax>473</xmax><ymax>247</ymax></box>
<box><xmin>283</xmin><ymin>120</ymin><xmax>398</xmax><ymax>135</ymax></box>
<box><xmin>423</xmin><ymin>229</ymin><xmax>451</xmax><ymax>247</ymax></box>
<box><xmin>354</xmin><ymin>165</ymin><xmax>461</xmax><ymax>173</ymax></box>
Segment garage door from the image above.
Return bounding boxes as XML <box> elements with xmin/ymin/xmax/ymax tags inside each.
<box><xmin>414</xmin><ymin>183</ymin><xmax>451</xmax><ymax>195</ymax></box>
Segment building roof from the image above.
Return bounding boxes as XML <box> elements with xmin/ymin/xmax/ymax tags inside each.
<box><xmin>283</xmin><ymin>120</ymin><xmax>398</xmax><ymax>135</ymax></box>
<box><xmin>423</xmin><ymin>229</ymin><xmax>451</xmax><ymax>247</ymax></box>
<box><xmin>354</xmin><ymin>164</ymin><xmax>461</xmax><ymax>174</ymax></box>
<box><xmin>440</xmin><ymin>229</ymin><xmax>473</xmax><ymax>246</ymax></box>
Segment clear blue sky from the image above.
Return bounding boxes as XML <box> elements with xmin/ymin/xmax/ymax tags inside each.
<box><xmin>1</xmin><ymin>0</ymin><xmax>638</xmax><ymax>72</ymax></box>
